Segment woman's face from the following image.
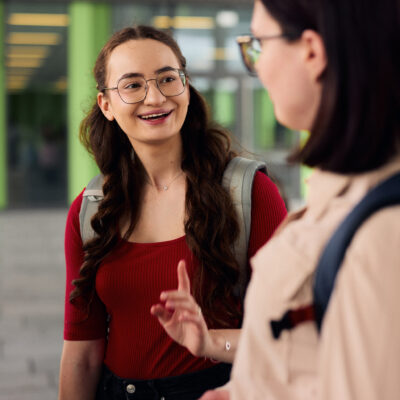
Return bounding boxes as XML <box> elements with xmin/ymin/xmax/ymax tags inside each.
<box><xmin>251</xmin><ymin>0</ymin><xmax>323</xmax><ymax>131</ymax></box>
<box><xmin>98</xmin><ymin>39</ymin><xmax>190</xmax><ymax>147</ymax></box>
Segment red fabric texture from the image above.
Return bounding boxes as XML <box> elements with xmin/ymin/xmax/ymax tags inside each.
<box><xmin>63</xmin><ymin>171</ymin><xmax>287</xmax><ymax>379</ymax></box>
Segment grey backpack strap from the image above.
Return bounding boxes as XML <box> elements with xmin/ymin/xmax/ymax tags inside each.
<box><xmin>222</xmin><ymin>157</ymin><xmax>268</xmax><ymax>299</ymax></box>
<box><xmin>79</xmin><ymin>174</ymin><xmax>104</xmax><ymax>244</ymax></box>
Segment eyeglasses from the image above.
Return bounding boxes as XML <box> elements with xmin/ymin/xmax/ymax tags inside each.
<box><xmin>236</xmin><ymin>34</ymin><xmax>296</xmax><ymax>75</ymax></box>
<box><xmin>101</xmin><ymin>68</ymin><xmax>187</xmax><ymax>104</ymax></box>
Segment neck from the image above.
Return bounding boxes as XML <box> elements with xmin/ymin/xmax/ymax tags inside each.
<box><xmin>130</xmin><ymin>136</ymin><xmax>184</xmax><ymax>187</ymax></box>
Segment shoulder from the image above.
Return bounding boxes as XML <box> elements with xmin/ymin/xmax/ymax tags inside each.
<box><xmin>65</xmin><ymin>189</ymin><xmax>85</xmax><ymax>240</ymax></box>
<box><xmin>67</xmin><ymin>190</ymin><xmax>85</xmax><ymax>221</ymax></box>
<box><xmin>252</xmin><ymin>171</ymin><xmax>287</xmax><ymax>214</ymax></box>
<box><xmin>347</xmin><ymin>205</ymin><xmax>400</xmax><ymax>265</ymax></box>
<box><xmin>331</xmin><ymin>205</ymin><xmax>400</xmax><ymax>317</ymax></box>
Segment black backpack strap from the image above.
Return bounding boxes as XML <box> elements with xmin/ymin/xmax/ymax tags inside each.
<box><xmin>313</xmin><ymin>172</ymin><xmax>400</xmax><ymax>332</ymax></box>
<box><xmin>222</xmin><ymin>157</ymin><xmax>268</xmax><ymax>300</ymax></box>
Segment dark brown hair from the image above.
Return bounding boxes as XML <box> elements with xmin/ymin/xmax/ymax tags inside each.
<box><xmin>70</xmin><ymin>26</ymin><xmax>241</xmax><ymax>328</ymax></box>
<box><xmin>260</xmin><ymin>0</ymin><xmax>400</xmax><ymax>173</ymax></box>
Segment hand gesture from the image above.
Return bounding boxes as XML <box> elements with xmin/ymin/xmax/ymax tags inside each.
<box><xmin>150</xmin><ymin>260</ymin><xmax>211</xmax><ymax>357</ymax></box>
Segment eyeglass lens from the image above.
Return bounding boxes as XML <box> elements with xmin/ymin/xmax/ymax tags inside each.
<box><xmin>239</xmin><ymin>38</ymin><xmax>260</xmax><ymax>74</ymax></box>
<box><xmin>117</xmin><ymin>69</ymin><xmax>185</xmax><ymax>104</ymax></box>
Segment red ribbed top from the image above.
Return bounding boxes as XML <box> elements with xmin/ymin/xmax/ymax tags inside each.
<box><xmin>63</xmin><ymin>171</ymin><xmax>287</xmax><ymax>379</ymax></box>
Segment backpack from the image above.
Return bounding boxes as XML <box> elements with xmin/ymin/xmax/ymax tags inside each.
<box><xmin>79</xmin><ymin>156</ymin><xmax>267</xmax><ymax>300</ymax></box>
<box><xmin>313</xmin><ymin>171</ymin><xmax>400</xmax><ymax>332</ymax></box>
<box><xmin>270</xmin><ymin>171</ymin><xmax>400</xmax><ymax>339</ymax></box>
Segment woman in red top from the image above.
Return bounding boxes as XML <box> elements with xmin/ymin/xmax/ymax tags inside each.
<box><xmin>58</xmin><ymin>25</ymin><xmax>287</xmax><ymax>400</ymax></box>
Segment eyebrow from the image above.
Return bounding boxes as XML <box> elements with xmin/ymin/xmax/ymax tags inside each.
<box><xmin>118</xmin><ymin>66</ymin><xmax>179</xmax><ymax>81</ymax></box>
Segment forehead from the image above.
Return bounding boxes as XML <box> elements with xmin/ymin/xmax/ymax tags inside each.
<box><xmin>251</xmin><ymin>1</ymin><xmax>282</xmax><ymax>34</ymax></box>
<box><xmin>106</xmin><ymin>39</ymin><xmax>181</xmax><ymax>82</ymax></box>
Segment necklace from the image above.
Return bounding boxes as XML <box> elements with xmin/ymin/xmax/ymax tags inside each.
<box><xmin>151</xmin><ymin>171</ymin><xmax>184</xmax><ymax>191</ymax></box>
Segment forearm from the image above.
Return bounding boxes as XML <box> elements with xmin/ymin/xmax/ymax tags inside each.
<box><xmin>58</xmin><ymin>339</ymin><xmax>105</xmax><ymax>400</ymax></box>
<box><xmin>204</xmin><ymin>329</ymin><xmax>240</xmax><ymax>363</ymax></box>
<box><xmin>58</xmin><ymin>360</ymin><xmax>102</xmax><ymax>400</ymax></box>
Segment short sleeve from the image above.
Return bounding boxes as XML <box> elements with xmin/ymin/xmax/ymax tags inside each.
<box><xmin>247</xmin><ymin>171</ymin><xmax>287</xmax><ymax>259</ymax></box>
<box><xmin>63</xmin><ymin>190</ymin><xmax>107</xmax><ymax>340</ymax></box>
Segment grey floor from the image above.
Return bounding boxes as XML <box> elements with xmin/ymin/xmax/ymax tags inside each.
<box><xmin>0</xmin><ymin>209</ymin><xmax>67</xmax><ymax>400</ymax></box>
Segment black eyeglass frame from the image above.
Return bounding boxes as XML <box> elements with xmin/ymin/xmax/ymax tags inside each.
<box><xmin>100</xmin><ymin>68</ymin><xmax>187</xmax><ymax>104</ymax></box>
<box><xmin>236</xmin><ymin>33</ymin><xmax>299</xmax><ymax>75</ymax></box>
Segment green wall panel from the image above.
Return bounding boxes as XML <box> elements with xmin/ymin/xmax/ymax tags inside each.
<box><xmin>254</xmin><ymin>89</ymin><xmax>275</xmax><ymax>149</ymax></box>
<box><xmin>213</xmin><ymin>90</ymin><xmax>234</xmax><ymax>128</ymax></box>
<box><xmin>300</xmin><ymin>130</ymin><xmax>312</xmax><ymax>199</ymax></box>
<box><xmin>68</xmin><ymin>1</ymin><xmax>111</xmax><ymax>202</ymax></box>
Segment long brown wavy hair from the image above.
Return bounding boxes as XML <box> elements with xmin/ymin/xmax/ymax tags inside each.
<box><xmin>70</xmin><ymin>26</ymin><xmax>241</xmax><ymax>328</ymax></box>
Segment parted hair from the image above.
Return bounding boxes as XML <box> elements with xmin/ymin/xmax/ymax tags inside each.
<box><xmin>260</xmin><ymin>0</ymin><xmax>400</xmax><ymax>173</ymax></box>
<box><xmin>69</xmin><ymin>26</ymin><xmax>242</xmax><ymax>328</ymax></box>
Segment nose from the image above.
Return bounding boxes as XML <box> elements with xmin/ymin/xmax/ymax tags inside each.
<box><xmin>143</xmin><ymin>79</ymin><xmax>166</xmax><ymax>105</ymax></box>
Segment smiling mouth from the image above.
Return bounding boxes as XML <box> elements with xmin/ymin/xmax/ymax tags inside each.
<box><xmin>138</xmin><ymin>110</ymin><xmax>172</xmax><ymax>120</ymax></box>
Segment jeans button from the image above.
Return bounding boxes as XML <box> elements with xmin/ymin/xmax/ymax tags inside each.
<box><xmin>126</xmin><ymin>384</ymin><xmax>136</xmax><ymax>394</ymax></box>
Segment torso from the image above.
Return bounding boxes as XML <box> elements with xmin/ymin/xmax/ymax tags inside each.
<box><xmin>63</xmin><ymin>171</ymin><xmax>288</xmax><ymax>380</ymax></box>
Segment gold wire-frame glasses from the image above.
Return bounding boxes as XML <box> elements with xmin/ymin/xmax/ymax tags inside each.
<box><xmin>101</xmin><ymin>68</ymin><xmax>187</xmax><ymax>104</ymax></box>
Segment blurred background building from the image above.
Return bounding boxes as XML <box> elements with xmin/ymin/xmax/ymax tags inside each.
<box><xmin>0</xmin><ymin>0</ymin><xmax>306</xmax><ymax>211</ymax></box>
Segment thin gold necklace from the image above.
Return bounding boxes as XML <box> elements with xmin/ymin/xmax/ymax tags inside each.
<box><xmin>151</xmin><ymin>171</ymin><xmax>184</xmax><ymax>191</ymax></box>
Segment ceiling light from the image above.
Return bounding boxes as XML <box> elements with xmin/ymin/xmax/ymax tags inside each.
<box><xmin>6</xmin><ymin>58</ymin><xmax>43</xmax><ymax>68</ymax></box>
<box><xmin>216</xmin><ymin>11</ymin><xmax>239</xmax><ymax>28</ymax></box>
<box><xmin>153</xmin><ymin>16</ymin><xmax>215</xmax><ymax>30</ymax></box>
<box><xmin>7</xmin><ymin>32</ymin><xmax>61</xmax><ymax>45</ymax></box>
<box><xmin>8</xmin><ymin>48</ymin><xmax>49</xmax><ymax>59</ymax></box>
<box><xmin>8</xmin><ymin>13</ymin><xmax>69</xmax><ymax>27</ymax></box>
<box><xmin>8</xmin><ymin>45</ymin><xmax>48</xmax><ymax>55</ymax></box>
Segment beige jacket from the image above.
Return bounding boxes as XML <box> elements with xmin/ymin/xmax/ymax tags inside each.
<box><xmin>229</xmin><ymin>157</ymin><xmax>400</xmax><ymax>400</ymax></box>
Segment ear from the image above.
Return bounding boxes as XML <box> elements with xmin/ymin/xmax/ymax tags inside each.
<box><xmin>300</xmin><ymin>29</ymin><xmax>327</xmax><ymax>81</ymax></box>
<box><xmin>97</xmin><ymin>92</ymin><xmax>115</xmax><ymax>121</ymax></box>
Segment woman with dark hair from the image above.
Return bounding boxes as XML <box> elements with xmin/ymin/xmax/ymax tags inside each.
<box><xmin>200</xmin><ymin>0</ymin><xmax>400</xmax><ymax>399</ymax></box>
<box><xmin>58</xmin><ymin>25</ymin><xmax>287</xmax><ymax>400</ymax></box>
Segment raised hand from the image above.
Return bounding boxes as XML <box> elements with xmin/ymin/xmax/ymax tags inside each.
<box><xmin>150</xmin><ymin>260</ymin><xmax>212</xmax><ymax>357</ymax></box>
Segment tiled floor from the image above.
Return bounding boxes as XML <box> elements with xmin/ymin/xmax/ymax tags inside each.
<box><xmin>0</xmin><ymin>209</ymin><xmax>67</xmax><ymax>400</ymax></box>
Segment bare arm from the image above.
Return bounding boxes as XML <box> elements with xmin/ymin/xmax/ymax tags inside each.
<box><xmin>58</xmin><ymin>339</ymin><xmax>105</xmax><ymax>400</ymax></box>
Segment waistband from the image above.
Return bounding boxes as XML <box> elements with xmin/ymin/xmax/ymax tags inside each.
<box><xmin>98</xmin><ymin>362</ymin><xmax>232</xmax><ymax>400</ymax></box>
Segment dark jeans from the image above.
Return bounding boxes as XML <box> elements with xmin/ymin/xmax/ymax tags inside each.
<box><xmin>95</xmin><ymin>363</ymin><xmax>232</xmax><ymax>400</ymax></box>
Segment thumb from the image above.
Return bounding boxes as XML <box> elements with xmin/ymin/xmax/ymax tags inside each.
<box><xmin>177</xmin><ymin>260</ymin><xmax>191</xmax><ymax>293</ymax></box>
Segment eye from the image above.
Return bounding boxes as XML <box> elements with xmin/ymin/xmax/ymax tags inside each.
<box><xmin>119</xmin><ymin>78</ymin><xmax>145</xmax><ymax>91</ymax></box>
<box><xmin>160</xmin><ymin>75</ymin><xmax>176</xmax><ymax>84</ymax></box>
<box><xmin>125</xmin><ymin>82</ymin><xmax>143</xmax><ymax>89</ymax></box>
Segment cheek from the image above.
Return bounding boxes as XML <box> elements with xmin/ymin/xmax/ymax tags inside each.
<box><xmin>255</xmin><ymin>51</ymin><xmax>275</xmax><ymax>91</ymax></box>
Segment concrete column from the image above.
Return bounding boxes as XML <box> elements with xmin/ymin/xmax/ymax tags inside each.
<box><xmin>0</xmin><ymin>3</ymin><xmax>7</xmax><ymax>209</ymax></box>
<box><xmin>67</xmin><ymin>1</ymin><xmax>111</xmax><ymax>202</ymax></box>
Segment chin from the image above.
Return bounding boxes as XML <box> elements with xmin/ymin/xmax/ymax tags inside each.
<box><xmin>275</xmin><ymin>109</ymin><xmax>310</xmax><ymax>132</ymax></box>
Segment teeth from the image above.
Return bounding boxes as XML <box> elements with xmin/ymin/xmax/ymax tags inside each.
<box><xmin>140</xmin><ymin>112</ymin><xmax>168</xmax><ymax>120</ymax></box>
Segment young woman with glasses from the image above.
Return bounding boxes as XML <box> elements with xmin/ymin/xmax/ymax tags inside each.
<box><xmin>200</xmin><ymin>0</ymin><xmax>400</xmax><ymax>399</ymax></box>
<box><xmin>58</xmin><ymin>25</ymin><xmax>287</xmax><ymax>400</ymax></box>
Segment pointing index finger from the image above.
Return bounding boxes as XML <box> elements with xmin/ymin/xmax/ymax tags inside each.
<box><xmin>177</xmin><ymin>260</ymin><xmax>191</xmax><ymax>293</ymax></box>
